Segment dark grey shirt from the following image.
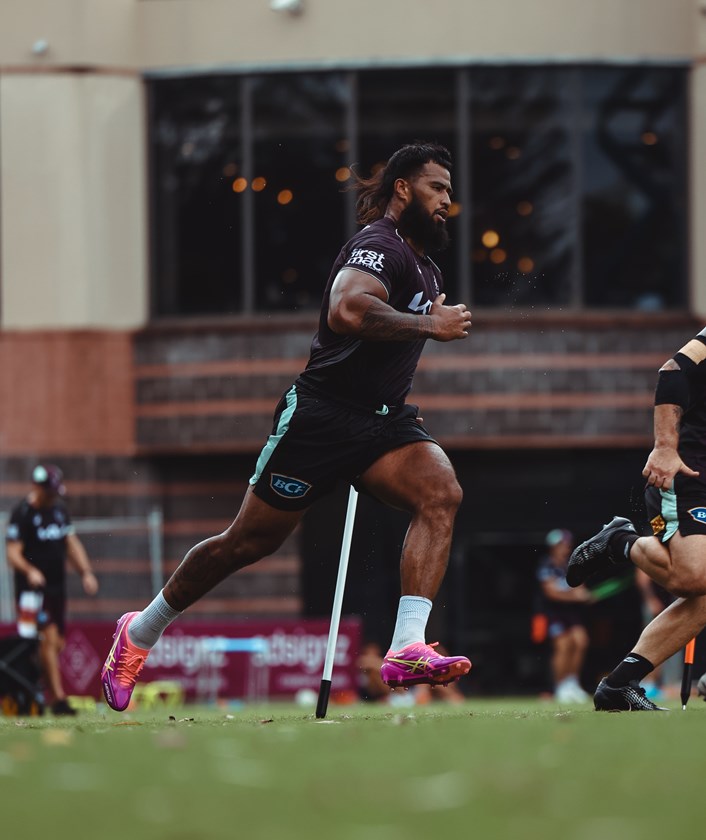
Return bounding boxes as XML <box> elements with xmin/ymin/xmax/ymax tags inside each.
<box><xmin>7</xmin><ymin>499</ymin><xmax>74</xmax><ymax>596</ymax></box>
<box><xmin>298</xmin><ymin>217</ymin><xmax>443</xmax><ymax>409</ymax></box>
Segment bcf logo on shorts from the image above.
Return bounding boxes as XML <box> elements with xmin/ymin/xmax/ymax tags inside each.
<box><xmin>270</xmin><ymin>474</ymin><xmax>312</xmax><ymax>499</ymax></box>
<box><xmin>688</xmin><ymin>507</ymin><xmax>706</xmax><ymax>524</ymax></box>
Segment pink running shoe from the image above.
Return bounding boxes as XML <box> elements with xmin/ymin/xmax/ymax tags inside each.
<box><xmin>380</xmin><ymin>641</ymin><xmax>471</xmax><ymax>688</ymax></box>
<box><xmin>101</xmin><ymin>612</ymin><xmax>150</xmax><ymax>712</ymax></box>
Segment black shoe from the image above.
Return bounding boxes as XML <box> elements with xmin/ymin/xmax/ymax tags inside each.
<box><xmin>51</xmin><ymin>698</ymin><xmax>77</xmax><ymax>716</ymax></box>
<box><xmin>594</xmin><ymin>679</ymin><xmax>668</xmax><ymax>712</ymax></box>
<box><xmin>566</xmin><ymin>516</ymin><xmax>636</xmax><ymax>587</ymax></box>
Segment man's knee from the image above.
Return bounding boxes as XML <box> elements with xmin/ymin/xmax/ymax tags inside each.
<box><xmin>215</xmin><ymin>522</ymin><xmax>291</xmax><ymax>569</ymax></box>
<box><xmin>445</xmin><ymin>477</ymin><xmax>463</xmax><ymax>510</ymax></box>
<box><xmin>664</xmin><ymin>535</ymin><xmax>706</xmax><ymax>596</ymax></box>
<box><xmin>424</xmin><ymin>474</ymin><xmax>463</xmax><ymax>513</ymax></box>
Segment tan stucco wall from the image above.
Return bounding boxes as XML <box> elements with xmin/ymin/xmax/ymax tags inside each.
<box><xmin>0</xmin><ymin>73</ymin><xmax>147</xmax><ymax>328</ymax></box>
<box><xmin>0</xmin><ymin>0</ymin><xmax>699</xmax><ymax>71</ymax></box>
<box><xmin>136</xmin><ymin>0</ymin><xmax>698</xmax><ymax>70</ymax></box>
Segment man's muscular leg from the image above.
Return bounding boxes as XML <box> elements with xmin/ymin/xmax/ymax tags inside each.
<box><xmin>361</xmin><ymin>441</ymin><xmax>470</xmax><ymax>687</ymax></box>
<box><xmin>633</xmin><ymin>595</ymin><xmax>706</xmax><ymax>668</ymax></box>
<box><xmin>630</xmin><ymin>532</ymin><xmax>706</xmax><ymax>599</ymax></box>
<box><xmin>360</xmin><ymin>441</ymin><xmax>463</xmax><ymax>600</ymax></box>
<box><xmin>127</xmin><ymin>488</ymin><xmax>305</xmax><ymax>648</ymax></box>
<box><xmin>102</xmin><ymin>488</ymin><xmax>307</xmax><ymax>710</ymax></box>
<box><xmin>597</xmin><ymin>534</ymin><xmax>706</xmax><ymax>705</ymax></box>
<box><xmin>163</xmin><ymin>487</ymin><xmax>304</xmax><ymax>611</ymax></box>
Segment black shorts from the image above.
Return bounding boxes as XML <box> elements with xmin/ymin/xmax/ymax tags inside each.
<box><xmin>545</xmin><ymin>608</ymin><xmax>586</xmax><ymax>640</ymax></box>
<box><xmin>645</xmin><ymin>475</ymin><xmax>706</xmax><ymax>543</ymax></box>
<box><xmin>250</xmin><ymin>384</ymin><xmax>436</xmax><ymax>510</ymax></box>
<box><xmin>38</xmin><ymin>594</ymin><xmax>66</xmax><ymax>636</ymax></box>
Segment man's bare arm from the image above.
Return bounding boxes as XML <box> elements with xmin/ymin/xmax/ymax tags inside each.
<box><xmin>327</xmin><ymin>268</ymin><xmax>471</xmax><ymax>342</ymax></box>
<box><xmin>66</xmin><ymin>533</ymin><xmax>99</xmax><ymax>595</ymax></box>
<box><xmin>642</xmin><ymin>356</ymin><xmax>699</xmax><ymax>488</ymax></box>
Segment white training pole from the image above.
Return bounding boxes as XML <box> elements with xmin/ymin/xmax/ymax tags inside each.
<box><xmin>316</xmin><ymin>485</ymin><xmax>359</xmax><ymax>718</ymax></box>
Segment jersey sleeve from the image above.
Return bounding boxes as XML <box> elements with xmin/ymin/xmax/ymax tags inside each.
<box><xmin>6</xmin><ymin>505</ymin><xmax>25</xmax><ymax>543</ymax></box>
<box><xmin>342</xmin><ymin>232</ymin><xmax>406</xmax><ymax>297</ymax></box>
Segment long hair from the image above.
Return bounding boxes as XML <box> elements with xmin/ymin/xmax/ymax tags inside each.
<box><xmin>353</xmin><ymin>142</ymin><xmax>452</xmax><ymax>225</ymax></box>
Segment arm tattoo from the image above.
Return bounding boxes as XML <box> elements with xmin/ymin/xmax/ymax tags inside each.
<box><xmin>669</xmin><ymin>404</ymin><xmax>683</xmax><ymax>431</ymax></box>
<box><xmin>359</xmin><ymin>300</ymin><xmax>433</xmax><ymax>341</ymax></box>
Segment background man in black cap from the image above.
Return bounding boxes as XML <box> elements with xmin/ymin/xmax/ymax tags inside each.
<box><xmin>6</xmin><ymin>464</ymin><xmax>98</xmax><ymax>715</ymax></box>
<box><xmin>536</xmin><ymin>528</ymin><xmax>593</xmax><ymax>703</ymax></box>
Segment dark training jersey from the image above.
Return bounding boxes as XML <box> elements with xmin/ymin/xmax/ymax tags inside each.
<box><xmin>298</xmin><ymin>217</ymin><xmax>443</xmax><ymax>410</ymax></box>
<box><xmin>6</xmin><ymin>499</ymin><xmax>74</xmax><ymax>596</ymax></box>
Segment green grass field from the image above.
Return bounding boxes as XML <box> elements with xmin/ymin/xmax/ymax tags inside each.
<box><xmin>1</xmin><ymin>696</ymin><xmax>703</xmax><ymax>840</ymax></box>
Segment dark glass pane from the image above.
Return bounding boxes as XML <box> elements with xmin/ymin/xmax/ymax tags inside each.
<box><xmin>150</xmin><ymin>77</ymin><xmax>243</xmax><ymax>316</ymax></box>
<box><xmin>580</xmin><ymin>67</ymin><xmax>687</xmax><ymax>309</ymax></box>
<box><xmin>148</xmin><ymin>65</ymin><xmax>688</xmax><ymax>319</ymax></box>
<box><xmin>357</xmin><ymin>69</ymin><xmax>458</xmax><ymax>299</ymax></box>
<box><xmin>470</xmin><ymin>67</ymin><xmax>575</xmax><ymax>307</ymax></box>
<box><xmin>252</xmin><ymin>73</ymin><xmax>349</xmax><ymax>311</ymax></box>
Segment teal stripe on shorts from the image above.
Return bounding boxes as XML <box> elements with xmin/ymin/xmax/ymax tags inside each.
<box><xmin>249</xmin><ymin>385</ymin><xmax>298</xmax><ymax>486</ymax></box>
<box><xmin>659</xmin><ymin>486</ymin><xmax>679</xmax><ymax>542</ymax></box>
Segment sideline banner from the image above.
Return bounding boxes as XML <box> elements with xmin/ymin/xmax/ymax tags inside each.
<box><xmin>0</xmin><ymin>618</ymin><xmax>362</xmax><ymax>702</ymax></box>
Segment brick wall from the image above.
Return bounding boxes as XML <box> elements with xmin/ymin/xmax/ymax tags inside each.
<box><xmin>0</xmin><ymin>331</ymin><xmax>134</xmax><ymax>454</ymax></box>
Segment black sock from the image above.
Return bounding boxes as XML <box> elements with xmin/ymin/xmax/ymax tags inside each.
<box><xmin>609</xmin><ymin>530</ymin><xmax>639</xmax><ymax>563</ymax></box>
<box><xmin>605</xmin><ymin>652</ymin><xmax>654</xmax><ymax>688</ymax></box>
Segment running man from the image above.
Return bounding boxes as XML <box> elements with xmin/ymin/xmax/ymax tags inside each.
<box><xmin>566</xmin><ymin>326</ymin><xmax>706</xmax><ymax>711</ymax></box>
<box><xmin>102</xmin><ymin>142</ymin><xmax>473</xmax><ymax>711</ymax></box>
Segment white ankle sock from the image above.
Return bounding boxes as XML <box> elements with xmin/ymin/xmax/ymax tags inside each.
<box><xmin>127</xmin><ymin>591</ymin><xmax>181</xmax><ymax>649</ymax></box>
<box><xmin>389</xmin><ymin>595</ymin><xmax>432</xmax><ymax>651</ymax></box>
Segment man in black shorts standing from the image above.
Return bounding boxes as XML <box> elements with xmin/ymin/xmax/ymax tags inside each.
<box><xmin>6</xmin><ymin>464</ymin><xmax>99</xmax><ymax>715</ymax></box>
<box><xmin>101</xmin><ymin>141</ymin><xmax>474</xmax><ymax>711</ymax></box>
<box><xmin>566</xmin><ymin>326</ymin><xmax>706</xmax><ymax>710</ymax></box>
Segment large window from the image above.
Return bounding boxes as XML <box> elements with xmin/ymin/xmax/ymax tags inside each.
<box><xmin>251</xmin><ymin>74</ymin><xmax>350</xmax><ymax>311</ymax></box>
<box><xmin>149</xmin><ymin>64</ymin><xmax>687</xmax><ymax>317</ymax></box>
<box><xmin>150</xmin><ymin>77</ymin><xmax>244</xmax><ymax>316</ymax></box>
<box><xmin>469</xmin><ymin>67</ymin><xmax>576</xmax><ymax>307</ymax></box>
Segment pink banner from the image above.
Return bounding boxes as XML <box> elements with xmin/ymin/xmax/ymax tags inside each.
<box><xmin>2</xmin><ymin>619</ymin><xmax>363</xmax><ymax>702</ymax></box>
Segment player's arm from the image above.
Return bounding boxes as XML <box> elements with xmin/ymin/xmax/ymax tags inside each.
<box><xmin>66</xmin><ymin>532</ymin><xmax>99</xmax><ymax>595</ymax></box>
<box><xmin>540</xmin><ymin>578</ymin><xmax>592</xmax><ymax>604</ymax></box>
<box><xmin>5</xmin><ymin>539</ymin><xmax>46</xmax><ymax>589</ymax></box>
<box><xmin>327</xmin><ymin>268</ymin><xmax>471</xmax><ymax>342</ymax></box>
<box><xmin>642</xmin><ymin>336</ymin><xmax>704</xmax><ymax>488</ymax></box>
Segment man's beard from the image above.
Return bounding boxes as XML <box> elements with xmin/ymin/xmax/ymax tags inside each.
<box><xmin>397</xmin><ymin>194</ymin><xmax>450</xmax><ymax>253</ymax></box>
